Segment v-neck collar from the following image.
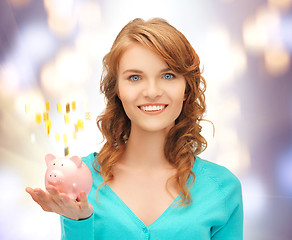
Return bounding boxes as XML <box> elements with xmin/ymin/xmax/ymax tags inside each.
<box><xmin>104</xmin><ymin>183</ymin><xmax>181</xmax><ymax>229</ymax></box>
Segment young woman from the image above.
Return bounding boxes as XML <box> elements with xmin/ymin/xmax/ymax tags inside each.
<box><xmin>26</xmin><ymin>18</ymin><xmax>243</xmax><ymax>239</ymax></box>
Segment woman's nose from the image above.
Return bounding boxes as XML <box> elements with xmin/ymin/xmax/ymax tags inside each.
<box><xmin>142</xmin><ymin>79</ymin><xmax>163</xmax><ymax>99</ymax></box>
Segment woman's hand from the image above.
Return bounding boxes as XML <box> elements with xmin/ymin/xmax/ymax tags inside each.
<box><xmin>25</xmin><ymin>185</ymin><xmax>93</xmax><ymax>220</ymax></box>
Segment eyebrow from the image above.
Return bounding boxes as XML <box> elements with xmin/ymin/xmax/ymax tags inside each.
<box><xmin>122</xmin><ymin>68</ymin><xmax>172</xmax><ymax>75</ymax></box>
<box><xmin>122</xmin><ymin>69</ymin><xmax>143</xmax><ymax>74</ymax></box>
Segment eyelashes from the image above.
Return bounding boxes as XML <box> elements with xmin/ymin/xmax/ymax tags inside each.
<box><xmin>129</xmin><ymin>75</ymin><xmax>140</xmax><ymax>81</ymax></box>
<box><xmin>128</xmin><ymin>73</ymin><xmax>176</xmax><ymax>82</ymax></box>
<box><xmin>163</xmin><ymin>73</ymin><xmax>175</xmax><ymax>80</ymax></box>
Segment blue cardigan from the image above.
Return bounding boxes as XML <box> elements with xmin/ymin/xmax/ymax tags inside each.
<box><xmin>60</xmin><ymin>152</ymin><xmax>243</xmax><ymax>239</ymax></box>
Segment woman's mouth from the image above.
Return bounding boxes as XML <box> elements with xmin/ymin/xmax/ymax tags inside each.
<box><xmin>138</xmin><ymin>105</ymin><xmax>168</xmax><ymax>114</ymax></box>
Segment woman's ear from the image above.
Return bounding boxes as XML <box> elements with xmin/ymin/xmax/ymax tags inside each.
<box><xmin>183</xmin><ymin>91</ymin><xmax>187</xmax><ymax>101</ymax></box>
<box><xmin>184</xmin><ymin>81</ymin><xmax>188</xmax><ymax>101</ymax></box>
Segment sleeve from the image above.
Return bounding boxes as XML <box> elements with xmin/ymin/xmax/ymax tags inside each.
<box><xmin>60</xmin><ymin>214</ymin><xmax>94</xmax><ymax>240</ymax></box>
<box><xmin>211</xmin><ymin>171</ymin><xmax>244</xmax><ymax>240</ymax></box>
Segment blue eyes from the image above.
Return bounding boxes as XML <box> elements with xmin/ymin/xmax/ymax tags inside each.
<box><xmin>128</xmin><ymin>73</ymin><xmax>174</xmax><ymax>82</ymax></box>
<box><xmin>163</xmin><ymin>73</ymin><xmax>174</xmax><ymax>80</ymax></box>
<box><xmin>130</xmin><ymin>75</ymin><xmax>140</xmax><ymax>81</ymax></box>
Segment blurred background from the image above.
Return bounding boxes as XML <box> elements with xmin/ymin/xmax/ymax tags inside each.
<box><xmin>0</xmin><ymin>0</ymin><xmax>291</xmax><ymax>239</ymax></box>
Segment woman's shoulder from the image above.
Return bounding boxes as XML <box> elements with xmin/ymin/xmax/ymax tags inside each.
<box><xmin>193</xmin><ymin>156</ymin><xmax>242</xmax><ymax>198</ymax></box>
<box><xmin>82</xmin><ymin>152</ymin><xmax>99</xmax><ymax>171</ymax></box>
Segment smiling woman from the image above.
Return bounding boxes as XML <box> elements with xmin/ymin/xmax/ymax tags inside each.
<box><xmin>97</xmin><ymin>18</ymin><xmax>207</xmax><ymax>208</ymax></box>
<box><xmin>26</xmin><ymin>18</ymin><xmax>243</xmax><ymax>240</ymax></box>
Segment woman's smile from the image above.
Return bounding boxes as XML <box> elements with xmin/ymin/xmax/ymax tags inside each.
<box><xmin>138</xmin><ymin>104</ymin><xmax>168</xmax><ymax>115</ymax></box>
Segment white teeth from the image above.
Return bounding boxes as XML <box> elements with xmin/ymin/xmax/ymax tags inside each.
<box><xmin>140</xmin><ymin>105</ymin><xmax>166</xmax><ymax>111</ymax></box>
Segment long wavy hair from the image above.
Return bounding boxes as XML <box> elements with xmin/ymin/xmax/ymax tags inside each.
<box><xmin>95</xmin><ymin>18</ymin><xmax>207</xmax><ymax>207</ymax></box>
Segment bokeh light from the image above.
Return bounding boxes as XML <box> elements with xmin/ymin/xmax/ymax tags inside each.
<box><xmin>17</xmin><ymin>23</ymin><xmax>56</xmax><ymax>65</ymax></box>
<box><xmin>264</xmin><ymin>46</ymin><xmax>290</xmax><ymax>76</ymax></box>
<box><xmin>277</xmin><ymin>148</ymin><xmax>292</xmax><ymax>196</ymax></box>
<box><xmin>77</xmin><ymin>1</ymin><xmax>101</xmax><ymax>29</ymax></box>
<box><xmin>0</xmin><ymin>62</ymin><xmax>20</xmax><ymax>95</ymax></box>
<box><xmin>242</xmin><ymin>176</ymin><xmax>267</xmax><ymax>219</ymax></box>
<box><xmin>44</xmin><ymin>0</ymin><xmax>77</xmax><ymax>37</ymax></box>
<box><xmin>268</xmin><ymin>0</ymin><xmax>292</xmax><ymax>11</ymax></box>
<box><xmin>202</xmin><ymin>26</ymin><xmax>247</xmax><ymax>85</ymax></box>
<box><xmin>280</xmin><ymin>14</ymin><xmax>292</xmax><ymax>52</ymax></box>
<box><xmin>8</xmin><ymin>0</ymin><xmax>31</xmax><ymax>8</ymax></box>
<box><xmin>40</xmin><ymin>47</ymin><xmax>90</xmax><ymax>97</ymax></box>
<box><xmin>243</xmin><ymin>6</ymin><xmax>281</xmax><ymax>53</ymax></box>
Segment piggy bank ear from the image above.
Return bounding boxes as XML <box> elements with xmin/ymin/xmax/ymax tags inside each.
<box><xmin>69</xmin><ymin>156</ymin><xmax>82</xmax><ymax>168</ymax></box>
<box><xmin>45</xmin><ymin>154</ymin><xmax>56</xmax><ymax>166</ymax></box>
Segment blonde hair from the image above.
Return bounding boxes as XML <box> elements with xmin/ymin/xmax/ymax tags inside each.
<box><xmin>95</xmin><ymin>18</ymin><xmax>207</xmax><ymax>206</ymax></box>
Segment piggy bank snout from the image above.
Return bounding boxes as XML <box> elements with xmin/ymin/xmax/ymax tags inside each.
<box><xmin>46</xmin><ymin>169</ymin><xmax>64</xmax><ymax>184</ymax></box>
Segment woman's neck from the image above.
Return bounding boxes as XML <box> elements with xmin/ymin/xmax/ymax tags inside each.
<box><xmin>120</xmin><ymin>124</ymin><xmax>174</xmax><ymax>171</ymax></box>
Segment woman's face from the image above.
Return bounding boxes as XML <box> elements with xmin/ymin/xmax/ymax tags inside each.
<box><xmin>117</xmin><ymin>42</ymin><xmax>186</xmax><ymax>133</ymax></box>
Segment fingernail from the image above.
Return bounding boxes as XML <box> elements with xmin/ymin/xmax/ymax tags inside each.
<box><xmin>34</xmin><ymin>191</ymin><xmax>40</xmax><ymax>195</ymax></box>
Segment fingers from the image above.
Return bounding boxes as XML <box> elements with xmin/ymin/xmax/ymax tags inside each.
<box><xmin>36</xmin><ymin>188</ymin><xmax>53</xmax><ymax>206</ymax></box>
<box><xmin>59</xmin><ymin>193</ymin><xmax>77</xmax><ymax>210</ymax></box>
<box><xmin>46</xmin><ymin>186</ymin><xmax>63</xmax><ymax>206</ymax></box>
<box><xmin>79</xmin><ymin>191</ymin><xmax>89</xmax><ymax>209</ymax></box>
<box><xmin>25</xmin><ymin>187</ymin><xmax>52</xmax><ymax>212</ymax></box>
<box><xmin>25</xmin><ymin>187</ymin><xmax>34</xmax><ymax>195</ymax></box>
<box><xmin>77</xmin><ymin>191</ymin><xmax>94</xmax><ymax>219</ymax></box>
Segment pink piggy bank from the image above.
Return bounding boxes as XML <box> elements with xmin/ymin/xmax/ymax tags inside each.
<box><xmin>45</xmin><ymin>154</ymin><xmax>93</xmax><ymax>200</ymax></box>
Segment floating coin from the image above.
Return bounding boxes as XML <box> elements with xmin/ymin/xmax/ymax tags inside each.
<box><xmin>66</xmin><ymin>103</ymin><xmax>70</xmax><ymax>113</ymax></box>
<box><xmin>64</xmin><ymin>146</ymin><xmax>69</xmax><ymax>156</ymax></box>
<box><xmin>72</xmin><ymin>101</ymin><xmax>76</xmax><ymax>111</ymax></box>
<box><xmin>46</xmin><ymin>120</ymin><xmax>52</xmax><ymax>136</ymax></box>
<box><xmin>46</xmin><ymin>127</ymin><xmax>50</xmax><ymax>136</ymax></box>
<box><xmin>57</xmin><ymin>103</ymin><xmax>62</xmax><ymax>113</ymax></box>
<box><xmin>73</xmin><ymin>131</ymin><xmax>77</xmax><ymax>140</ymax></box>
<box><xmin>77</xmin><ymin>119</ymin><xmax>84</xmax><ymax>130</ymax></box>
<box><xmin>43</xmin><ymin>112</ymin><xmax>49</xmax><ymax>121</ymax></box>
<box><xmin>56</xmin><ymin>133</ymin><xmax>60</xmax><ymax>142</ymax></box>
<box><xmin>64</xmin><ymin>114</ymin><xmax>69</xmax><ymax>124</ymax></box>
<box><xmin>74</xmin><ymin>123</ymin><xmax>78</xmax><ymax>132</ymax></box>
<box><xmin>25</xmin><ymin>104</ymin><xmax>30</xmax><ymax>114</ymax></box>
<box><xmin>36</xmin><ymin>113</ymin><xmax>42</xmax><ymax>124</ymax></box>
<box><xmin>63</xmin><ymin>134</ymin><xmax>68</xmax><ymax>144</ymax></box>
<box><xmin>85</xmin><ymin>112</ymin><xmax>91</xmax><ymax>120</ymax></box>
<box><xmin>46</xmin><ymin>101</ymin><xmax>50</xmax><ymax>111</ymax></box>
